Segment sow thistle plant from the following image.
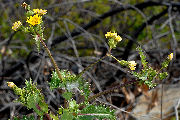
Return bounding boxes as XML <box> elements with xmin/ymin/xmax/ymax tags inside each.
<box><xmin>8</xmin><ymin>2</ymin><xmax>173</xmax><ymax>120</ymax></box>
<box><xmin>9</xmin><ymin>2</ymin><xmax>115</xmax><ymax>120</ymax></box>
<box><xmin>105</xmin><ymin>31</ymin><xmax>173</xmax><ymax>88</ymax></box>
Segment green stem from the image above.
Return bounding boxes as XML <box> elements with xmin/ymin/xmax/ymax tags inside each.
<box><xmin>109</xmin><ymin>54</ymin><xmax>129</xmax><ymax>67</ymax></box>
<box><xmin>110</xmin><ymin>54</ymin><xmax>121</xmax><ymax>63</ymax></box>
<box><xmin>37</xmin><ymin>34</ymin><xmax>63</xmax><ymax>80</ymax></box>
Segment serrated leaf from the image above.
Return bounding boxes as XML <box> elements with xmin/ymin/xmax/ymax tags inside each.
<box><xmin>137</xmin><ymin>47</ymin><xmax>148</xmax><ymax>68</ymax></box>
<box><xmin>11</xmin><ymin>79</ymin><xmax>48</xmax><ymax>116</ymax></box>
<box><xmin>61</xmin><ymin>109</ymin><xmax>74</xmax><ymax>120</ymax></box>
<box><xmin>77</xmin><ymin>105</ymin><xmax>116</xmax><ymax>120</ymax></box>
<box><xmin>49</xmin><ymin>71</ymin><xmax>61</xmax><ymax>90</ymax></box>
<box><xmin>161</xmin><ymin>59</ymin><xmax>170</xmax><ymax>68</ymax></box>
<box><xmin>50</xmin><ymin>70</ymin><xmax>90</xmax><ymax>100</ymax></box>
<box><xmin>62</xmin><ymin>92</ymin><xmax>73</xmax><ymax>100</ymax></box>
<box><xmin>159</xmin><ymin>72</ymin><xmax>168</xmax><ymax>80</ymax></box>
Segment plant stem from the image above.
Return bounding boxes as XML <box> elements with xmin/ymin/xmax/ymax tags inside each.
<box><xmin>37</xmin><ymin>34</ymin><xmax>63</xmax><ymax>80</ymax></box>
<box><xmin>110</xmin><ymin>54</ymin><xmax>121</xmax><ymax>63</ymax></box>
<box><xmin>88</xmin><ymin>79</ymin><xmax>137</xmax><ymax>102</ymax></box>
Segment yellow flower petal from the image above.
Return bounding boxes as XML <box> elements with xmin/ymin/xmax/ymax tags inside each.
<box><xmin>105</xmin><ymin>32</ymin><xmax>111</xmax><ymax>38</ymax></box>
<box><xmin>7</xmin><ymin>82</ymin><xmax>15</xmax><ymax>88</ymax></box>
<box><xmin>12</xmin><ymin>21</ymin><xmax>22</xmax><ymax>31</ymax></box>
<box><xmin>168</xmin><ymin>53</ymin><xmax>173</xmax><ymax>60</ymax></box>
<box><xmin>33</xmin><ymin>8</ymin><xmax>47</xmax><ymax>15</ymax></box>
<box><xmin>26</xmin><ymin>14</ymin><xmax>42</xmax><ymax>26</ymax></box>
<box><xmin>129</xmin><ymin>61</ymin><xmax>137</xmax><ymax>70</ymax></box>
<box><xmin>115</xmin><ymin>35</ymin><xmax>122</xmax><ymax>42</ymax></box>
<box><xmin>105</xmin><ymin>31</ymin><xmax>122</xmax><ymax>42</ymax></box>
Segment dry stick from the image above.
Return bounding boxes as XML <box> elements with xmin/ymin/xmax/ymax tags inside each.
<box><xmin>0</xmin><ymin>32</ymin><xmax>16</xmax><ymax>85</ymax></box>
<box><xmin>88</xmin><ymin>79</ymin><xmax>137</xmax><ymax>102</ymax></box>
<box><xmin>175</xmin><ymin>99</ymin><xmax>180</xmax><ymax>120</ymax></box>
<box><xmin>37</xmin><ymin>34</ymin><xmax>62</xmax><ymax>80</ymax></box>
<box><xmin>52</xmin><ymin>1</ymin><xmax>175</xmax><ymax>46</ymax></box>
<box><xmin>122</xmin><ymin>8</ymin><xmax>168</xmax><ymax>60</ymax></box>
<box><xmin>77</xmin><ymin>54</ymin><xmax>108</xmax><ymax>79</ymax></box>
<box><xmin>161</xmin><ymin>83</ymin><xmax>163</xmax><ymax>120</ymax></box>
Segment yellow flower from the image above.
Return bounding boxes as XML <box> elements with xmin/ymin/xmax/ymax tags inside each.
<box><xmin>105</xmin><ymin>31</ymin><xmax>122</xmax><ymax>42</ymax></box>
<box><xmin>21</xmin><ymin>2</ymin><xmax>28</xmax><ymax>9</ymax></box>
<box><xmin>115</xmin><ymin>35</ymin><xmax>122</xmax><ymax>42</ymax></box>
<box><xmin>26</xmin><ymin>14</ymin><xmax>42</xmax><ymax>26</ymax></box>
<box><xmin>105</xmin><ymin>31</ymin><xmax>122</xmax><ymax>49</ymax></box>
<box><xmin>105</xmin><ymin>32</ymin><xmax>111</xmax><ymax>38</ymax></box>
<box><xmin>7</xmin><ymin>82</ymin><xmax>15</xmax><ymax>88</ymax></box>
<box><xmin>33</xmin><ymin>9</ymin><xmax>47</xmax><ymax>15</ymax></box>
<box><xmin>168</xmin><ymin>53</ymin><xmax>173</xmax><ymax>60</ymax></box>
<box><xmin>105</xmin><ymin>31</ymin><xmax>117</xmax><ymax>39</ymax></box>
<box><xmin>128</xmin><ymin>61</ymin><xmax>137</xmax><ymax>70</ymax></box>
<box><xmin>12</xmin><ymin>21</ymin><xmax>22</xmax><ymax>31</ymax></box>
<box><xmin>111</xmin><ymin>32</ymin><xmax>117</xmax><ymax>38</ymax></box>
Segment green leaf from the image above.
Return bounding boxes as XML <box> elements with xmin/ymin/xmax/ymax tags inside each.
<box><xmin>49</xmin><ymin>71</ymin><xmax>61</xmax><ymax>90</ymax></box>
<box><xmin>77</xmin><ymin>104</ymin><xmax>116</xmax><ymax>120</ymax></box>
<box><xmin>62</xmin><ymin>92</ymin><xmax>73</xmax><ymax>100</ymax></box>
<box><xmin>108</xmin><ymin>38</ymin><xmax>117</xmax><ymax>49</ymax></box>
<box><xmin>50</xmin><ymin>70</ymin><xmax>90</xmax><ymax>100</ymax></box>
<box><xmin>159</xmin><ymin>72</ymin><xmax>168</xmax><ymax>80</ymax></box>
<box><xmin>11</xmin><ymin>79</ymin><xmax>48</xmax><ymax>116</ymax></box>
<box><xmin>13</xmin><ymin>115</ymin><xmax>35</xmax><ymax>120</ymax></box>
<box><xmin>161</xmin><ymin>59</ymin><xmax>170</xmax><ymax>68</ymax></box>
<box><xmin>132</xmin><ymin>68</ymin><xmax>157</xmax><ymax>88</ymax></box>
<box><xmin>148</xmin><ymin>69</ymin><xmax>157</xmax><ymax>81</ymax></box>
<box><xmin>137</xmin><ymin>47</ymin><xmax>148</xmax><ymax>68</ymax></box>
<box><xmin>61</xmin><ymin>109</ymin><xmax>74</xmax><ymax>120</ymax></box>
<box><xmin>69</xmin><ymin>100</ymin><xmax>79</xmax><ymax>113</ymax></box>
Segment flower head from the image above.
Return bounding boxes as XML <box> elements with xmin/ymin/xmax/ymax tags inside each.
<box><xmin>33</xmin><ymin>9</ymin><xmax>47</xmax><ymax>15</ymax></box>
<box><xmin>105</xmin><ymin>32</ymin><xmax>112</xmax><ymax>38</ymax></box>
<box><xmin>115</xmin><ymin>35</ymin><xmax>122</xmax><ymax>42</ymax></box>
<box><xmin>21</xmin><ymin>2</ymin><xmax>28</xmax><ymax>9</ymax></box>
<box><xmin>105</xmin><ymin>31</ymin><xmax>122</xmax><ymax>49</ymax></box>
<box><xmin>168</xmin><ymin>53</ymin><xmax>173</xmax><ymax>60</ymax></box>
<box><xmin>128</xmin><ymin>61</ymin><xmax>137</xmax><ymax>70</ymax></box>
<box><xmin>12</xmin><ymin>21</ymin><xmax>22</xmax><ymax>31</ymax></box>
<box><xmin>111</xmin><ymin>32</ymin><xmax>117</xmax><ymax>38</ymax></box>
<box><xmin>105</xmin><ymin>31</ymin><xmax>122</xmax><ymax>42</ymax></box>
<box><xmin>26</xmin><ymin>14</ymin><xmax>42</xmax><ymax>26</ymax></box>
<box><xmin>7</xmin><ymin>82</ymin><xmax>15</xmax><ymax>88</ymax></box>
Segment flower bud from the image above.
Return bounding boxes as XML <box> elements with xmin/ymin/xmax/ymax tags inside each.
<box><xmin>168</xmin><ymin>53</ymin><xmax>173</xmax><ymax>60</ymax></box>
<box><xmin>128</xmin><ymin>61</ymin><xmax>137</xmax><ymax>70</ymax></box>
<box><xmin>7</xmin><ymin>82</ymin><xmax>15</xmax><ymax>88</ymax></box>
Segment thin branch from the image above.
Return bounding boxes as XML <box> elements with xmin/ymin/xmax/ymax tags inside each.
<box><xmin>175</xmin><ymin>99</ymin><xmax>180</xmax><ymax>120</ymax></box>
<box><xmin>51</xmin><ymin>1</ymin><xmax>164</xmax><ymax>46</ymax></box>
<box><xmin>88</xmin><ymin>79</ymin><xmax>137</xmax><ymax>102</ymax></box>
<box><xmin>122</xmin><ymin>8</ymin><xmax>168</xmax><ymax>60</ymax></box>
<box><xmin>160</xmin><ymin>83</ymin><xmax>164</xmax><ymax>120</ymax></box>
<box><xmin>168</xmin><ymin>6</ymin><xmax>177</xmax><ymax>58</ymax></box>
